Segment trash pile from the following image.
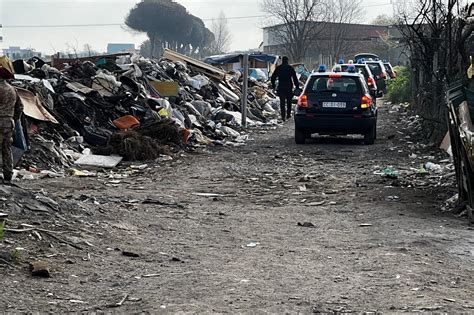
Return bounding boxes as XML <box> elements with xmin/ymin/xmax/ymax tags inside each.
<box><xmin>374</xmin><ymin>160</ymin><xmax>455</xmax><ymax>189</ymax></box>
<box><xmin>3</xmin><ymin>50</ymin><xmax>281</xmax><ymax>176</ymax></box>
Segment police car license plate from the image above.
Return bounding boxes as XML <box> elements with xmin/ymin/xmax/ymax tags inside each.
<box><xmin>322</xmin><ymin>102</ymin><xmax>346</xmax><ymax>108</ymax></box>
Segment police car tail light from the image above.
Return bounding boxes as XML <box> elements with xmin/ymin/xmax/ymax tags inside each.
<box><xmin>361</xmin><ymin>95</ymin><xmax>372</xmax><ymax>109</ymax></box>
<box><xmin>298</xmin><ymin>94</ymin><xmax>309</xmax><ymax>108</ymax></box>
<box><xmin>368</xmin><ymin>76</ymin><xmax>375</xmax><ymax>86</ymax></box>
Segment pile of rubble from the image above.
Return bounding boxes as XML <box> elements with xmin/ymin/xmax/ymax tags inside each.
<box><xmin>3</xmin><ymin>49</ymin><xmax>281</xmax><ymax>178</ymax></box>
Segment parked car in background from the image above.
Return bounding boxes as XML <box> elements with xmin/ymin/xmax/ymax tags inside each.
<box><xmin>383</xmin><ymin>61</ymin><xmax>397</xmax><ymax>79</ymax></box>
<box><xmin>294</xmin><ymin>66</ymin><xmax>377</xmax><ymax>145</ymax></box>
<box><xmin>365</xmin><ymin>60</ymin><xmax>388</xmax><ymax>95</ymax></box>
<box><xmin>333</xmin><ymin>63</ymin><xmax>378</xmax><ymax>101</ymax></box>
<box><xmin>354</xmin><ymin>53</ymin><xmax>379</xmax><ymax>63</ymax></box>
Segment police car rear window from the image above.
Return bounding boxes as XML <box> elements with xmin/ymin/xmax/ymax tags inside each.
<box><xmin>367</xmin><ymin>63</ymin><xmax>382</xmax><ymax>75</ymax></box>
<box><xmin>310</xmin><ymin>77</ymin><xmax>360</xmax><ymax>94</ymax></box>
<box><xmin>340</xmin><ymin>65</ymin><xmax>368</xmax><ymax>77</ymax></box>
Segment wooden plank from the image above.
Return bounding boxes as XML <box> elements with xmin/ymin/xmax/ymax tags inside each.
<box><xmin>149</xmin><ymin>81</ymin><xmax>180</xmax><ymax>97</ymax></box>
<box><xmin>162</xmin><ymin>49</ymin><xmax>226</xmax><ymax>80</ymax></box>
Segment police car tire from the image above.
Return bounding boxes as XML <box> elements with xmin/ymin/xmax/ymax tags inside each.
<box><xmin>364</xmin><ymin>125</ymin><xmax>376</xmax><ymax>145</ymax></box>
<box><xmin>374</xmin><ymin>120</ymin><xmax>377</xmax><ymax>140</ymax></box>
<box><xmin>295</xmin><ymin>128</ymin><xmax>306</xmax><ymax>144</ymax></box>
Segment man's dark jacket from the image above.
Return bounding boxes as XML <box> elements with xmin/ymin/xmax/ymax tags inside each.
<box><xmin>271</xmin><ymin>64</ymin><xmax>299</xmax><ymax>96</ymax></box>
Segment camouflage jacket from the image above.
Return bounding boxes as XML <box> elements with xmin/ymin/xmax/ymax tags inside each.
<box><xmin>0</xmin><ymin>80</ymin><xmax>23</xmax><ymax>128</ymax></box>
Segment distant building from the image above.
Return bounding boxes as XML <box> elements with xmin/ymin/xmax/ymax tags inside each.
<box><xmin>262</xmin><ymin>22</ymin><xmax>408</xmax><ymax>67</ymax></box>
<box><xmin>107</xmin><ymin>43</ymin><xmax>136</xmax><ymax>54</ymax></box>
<box><xmin>2</xmin><ymin>46</ymin><xmax>42</xmax><ymax>60</ymax></box>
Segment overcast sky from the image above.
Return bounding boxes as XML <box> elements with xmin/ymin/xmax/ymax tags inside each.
<box><xmin>0</xmin><ymin>0</ymin><xmax>394</xmax><ymax>55</ymax></box>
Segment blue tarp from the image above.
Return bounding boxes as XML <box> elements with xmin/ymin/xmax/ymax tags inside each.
<box><xmin>12</xmin><ymin>120</ymin><xmax>27</xmax><ymax>166</ymax></box>
<box><xmin>204</xmin><ymin>53</ymin><xmax>279</xmax><ymax>65</ymax></box>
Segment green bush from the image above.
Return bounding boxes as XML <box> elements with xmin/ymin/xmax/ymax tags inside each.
<box><xmin>0</xmin><ymin>221</ymin><xmax>4</xmax><ymax>240</ymax></box>
<box><xmin>387</xmin><ymin>66</ymin><xmax>411</xmax><ymax>104</ymax></box>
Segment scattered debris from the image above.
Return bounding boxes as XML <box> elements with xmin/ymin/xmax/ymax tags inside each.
<box><xmin>122</xmin><ymin>251</ymin><xmax>140</xmax><ymax>258</ymax></box>
<box><xmin>193</xmin><ymin>193</ymin><xmax>227</xmax><ymax>197</ymax></box>
<box><xmin>74</xmin><ymin>154</ymin><xmax>123</xmax><ymax>168</ymax></box>
<box><xmin>246</xmin><ymin>242</ymin><xmax>259</xmax><ymax>248</ymax></box>
<box><xmin>385</xmin><ymin>196</ymin><xmax>401</xmax><ymax>202</ymax></box>
<box><xmin>297</xmin><ymin>222</ymin><xmax>316</xmax><ymax>228</ymax></box>
<box><xmin>29</xmin><ymin>260</ymin><xmax>50</xmax><ymax>277</ymax></box>
<box><xmin>443</xmin><ymin>298</ymin><xmax>456</xmax><ymax>303</ymax></box>
<box><xmin>107</xmin><ymin>294</ymin><xmax>129</xmax><ymax>308</ymax></box>
<box><xmin>379</xmin><ymin>167</ymin><xmax>400</xmax><ymax>179</ymax></box>
<box><xmin>306</xmin><ymin>201</ymin><xmax>326</xmax><ymax>206</ymax></box>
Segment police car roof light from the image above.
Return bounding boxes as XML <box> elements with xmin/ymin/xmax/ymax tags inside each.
<box><xmin>318</xmin><ymin>64</ymin><xmax>327</xmax><ymax>72</ymax></box>
<box><xmin>338</xmin><ymin>59</ymin><xmax>344</xmax><ymax>64</ymax></box>
<box><xmin>347</xmin><ymin>65</ymin><xmax>356</xmax><ymax>73</ymax></box>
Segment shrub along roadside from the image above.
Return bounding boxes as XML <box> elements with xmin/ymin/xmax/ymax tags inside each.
<box><xmin>387</xmin><ymin>66</ymin><xmax>411</xmax><ymax>104</ymax></box>
<box><xmin>0</xmin><ymin>220</ymin><xmax>4</xmax><ymax>240</ymax></box>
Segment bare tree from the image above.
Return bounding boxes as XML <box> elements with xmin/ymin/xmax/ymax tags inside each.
<box><xmin>209</xmin><ymin>11</ymin><xmax>232</xmax><ymax>54</ymax></box>
<box><xmin>325</xmin><ymin>0</ymin><xmax>364</xmax><ymax>62</ymax></box>
<box><xmin>261</xmin><ymin>0</ymin><xmax>329</xmax><ymax>62</ymax></box>
<box><xmin>396</xmin><ymin>0</ymin><xmax>470</xmax><ymax>142</ymax></box>
<box><xmin>372</xmin><ymin>14</ymin><xmax>397</xmax><ymax>25</ymax></box>
<box><xmin>66</xmin><ymin>40</ymin><xmax>79</xmax><ymax>59</ymax></box>
<box><xmin>83</xmin><ymin>44</ymin><xmax>93</xmax><ymax>57</ymax></box>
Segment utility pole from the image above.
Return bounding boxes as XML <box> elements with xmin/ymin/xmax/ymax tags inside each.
<box><xmin>241</xmin><ymin>53</ymin><xmax>249</xmax><ymax>128</ymax></box>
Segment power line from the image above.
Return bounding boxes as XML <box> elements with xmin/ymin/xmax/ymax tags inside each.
<box><xmin>2</xmin><ymin>3</ymin><xmax>394</xmax><ymax>29</ymax></box>
<box><xmin>362</xmin><ymin>3</ymin><xmax>392</xmax><ymax>7</ymax></box>
<box><xmin>2</xmin><ymin>15</ymin><xmax>270</xmax><ymax>29</ymax></box>
<box><xmin>203</xmin><ymin>15</ymin><xmax>269</xmax><ymax>21</ymax></box>
<box><xmin>3</xmin><ymin>23</ymin><xmax>123</xmax><ymax>29</ymax></box>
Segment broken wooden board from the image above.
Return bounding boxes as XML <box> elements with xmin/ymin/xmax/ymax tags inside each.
<box><xmin>149</xmin><ymin>81</ymin><xmax>180</xmax><ymax>97</ymax></box>
<box><xmin>162</xmin><ymin>49</ymin><xmax>226</xmax><ymax>80</ymax></box>
<box><xmin>74</xmin><ymin>155</ymin><xmax>122</xmax><ymax>168</ymax></box>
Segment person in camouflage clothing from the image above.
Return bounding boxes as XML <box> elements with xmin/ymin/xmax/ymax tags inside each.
<box><xmin>0</xmin><ymin>66</ymin><xmax>23</xmax><ymax>184</ymax></box>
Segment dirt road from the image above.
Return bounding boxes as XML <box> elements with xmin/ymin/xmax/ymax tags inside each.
<box><xmin>1</xmin><ymin>101</ymin><xmax>473</xmax><ymax>312</ymax></box>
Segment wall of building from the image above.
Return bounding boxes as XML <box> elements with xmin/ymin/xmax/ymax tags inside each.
<box><xmin>263</xmin><ymin>22</ymin><xmax>409</xmax><ymax>68</ymax></box>
<box><xmin>2</xmin><ymin>46</ymin><xmax>42</xmax><ymax>60</ymax></box>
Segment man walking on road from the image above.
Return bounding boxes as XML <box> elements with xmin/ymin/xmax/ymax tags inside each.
<box><xmin>271</xmin><ymin>56</ymin><xmax>299</xmax><ymax>121</ymax></box>
<box><xmin>0</xmin><ymin>66</ymin><xmax>23</xmax><ymax>184</ymax></box>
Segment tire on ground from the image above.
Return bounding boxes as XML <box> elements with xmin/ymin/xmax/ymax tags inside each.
<box><xmin>364</xmin><ymin>124</ymin><xmax>376</xmax><ymax>145</ymax></box>
<box><xmin>295</xmin><ymin>128</ymin><xmax>306</xmax><ymax>144</ymax></box>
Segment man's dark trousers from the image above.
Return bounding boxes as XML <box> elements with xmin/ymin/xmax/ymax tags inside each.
<box><xmin>279</xmin><ymin>94</ymin><xmax>292</xmax><ymax>121</ymax></box>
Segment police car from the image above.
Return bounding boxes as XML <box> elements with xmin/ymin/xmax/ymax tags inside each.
<box><xmin>294</xmin><ymin>65</ymin><xmax>377</xmax><ymax>145</ymax></box>
<box><xmin>333</xmin><ymin>61</ymin><xmax>378</xmax><ymax>101</ymax></box>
